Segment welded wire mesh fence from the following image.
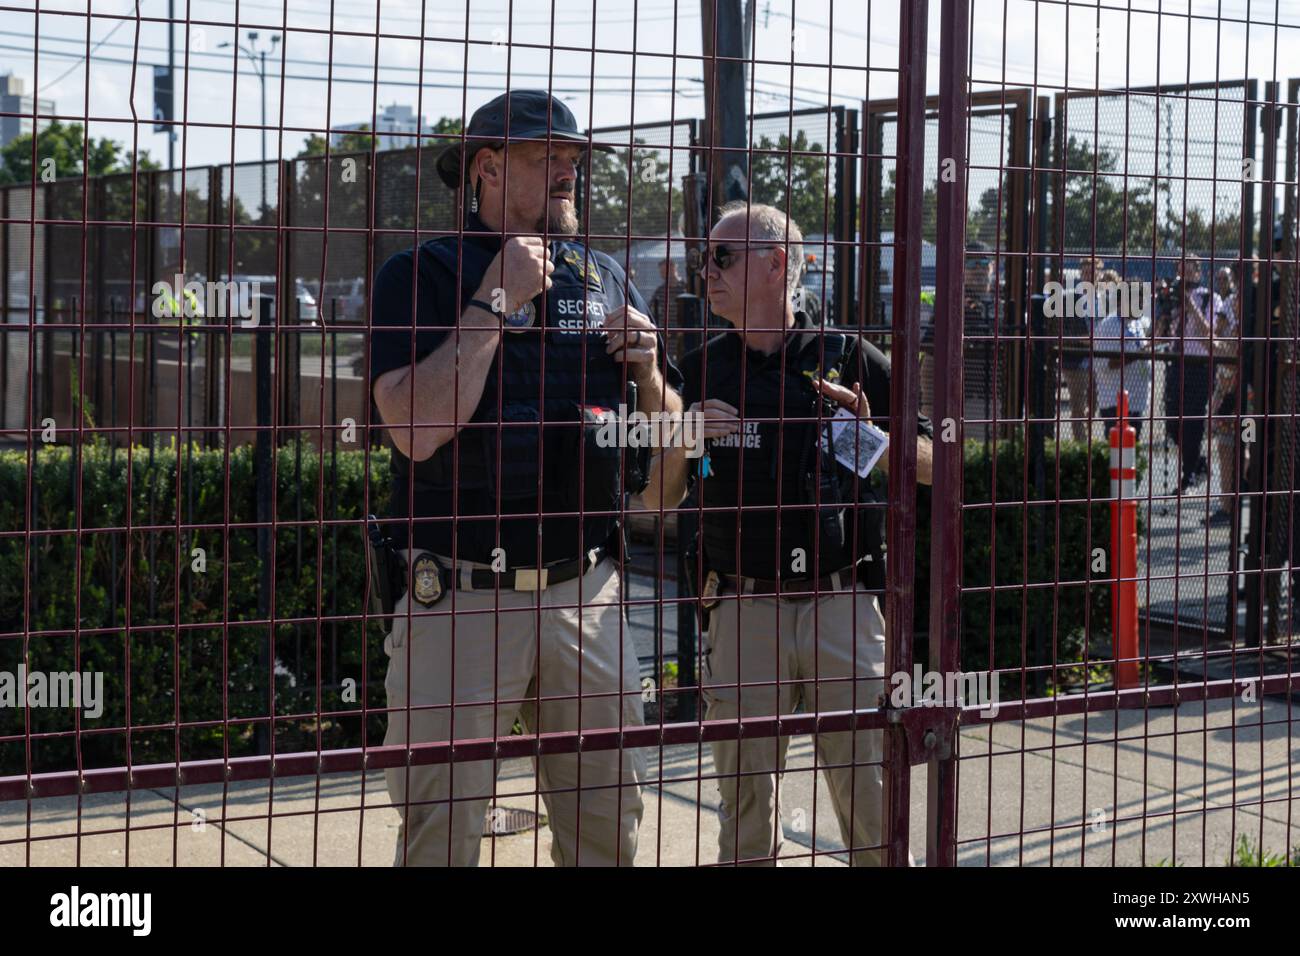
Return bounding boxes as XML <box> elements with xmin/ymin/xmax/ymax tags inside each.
<box><xmin>0</xmin><ymin>0</ymin><xmax>1298</xmax><ymax>869</ymax></box>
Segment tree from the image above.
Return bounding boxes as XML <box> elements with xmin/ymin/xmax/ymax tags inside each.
<box><xmin>298</xmin><ymin>125</ymin><xmax>383</xmax><ymax>159</ymax></box>
<box><xmin>1176</xmin><ymin>203</ymin><xmax>1246</xmax><ymax>257</ymax></box>
<box><xmin>584</xmin><ymin>138</ymin><xmax>684</xmax><ymax>242</ymax></box>
<box><xmin>877</xmin><ymin>166</ymin><xmax>938</xmax><ymax>243</ymax></box>
<box><xmin>298</xmin><ymin>116</ymin><xmax>464</xmax><ymax>159</ymax></box>
<box><xmin>966</xmin><ymin>185</ymin><xmax>1005</xmax><ymax>249</ymax></box>
<box><xmin>294</xmin><ymin>116</ymin><xmax>465</xmax><ymax>240</ymax></box>
<box><xmin>748</xmin><ymin>130</ymin><xmax>832</xmax><ymax>234</ymax></box>
<box><xmin>1055</xmin><ymin>134</ymin><xmax>1157</xmax><ymax>257</ymax></box>
<box><xmin>0</xmin><ymin>119</ymin><xmax>158</xmax><ymax>185</ymax></box>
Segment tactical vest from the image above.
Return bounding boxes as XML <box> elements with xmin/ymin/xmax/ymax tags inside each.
<box><xmin>416</xmin><ymin>236</ymin><xmax>635</xmax><ymax>526</ymax></box>
<box><xmin>696</xmin><ymin>329</ymin><xmax>885</xmax><ymax>578</ymax></box>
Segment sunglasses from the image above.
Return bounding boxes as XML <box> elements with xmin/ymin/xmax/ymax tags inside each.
<box><xmin>710</xmin><ymin>243</ymin><xmax>777</xmax><ymax>271</ymax></box>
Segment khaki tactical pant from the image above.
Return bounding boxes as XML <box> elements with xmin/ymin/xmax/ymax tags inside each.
<box><xmin>1061</xmin><ymin>365</ymin><xmax>1093</xmax><ymax>442</ymax></box>
<box><xmin>382</xmin><ymin>552</ymin><xmax>646</xmax><ymax>866</ymax></box>
<box><xmin>702</xmin><ymin>578</ymin><xmax>888</xmax><ymax>866</ymax></box>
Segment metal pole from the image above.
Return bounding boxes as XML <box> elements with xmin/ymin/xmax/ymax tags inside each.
<box><xmin>883</xmin><ymin>0</ymin><xmax>928</xmax><ymax>868</ymax></box>
<box><xmin>1029</xmin><ymin>98</ymin><xmax>1052</xmax><ymax>689</ymax></box>
<box><xmin>254</xmin><ymin>292</ymin><xmax>274</xmax><ymax>754</ymax></box>
<box><xmin>926</xmin><ymin>0</ymin><xmax>967</xmax><ymax>868</ymax></box>
<box><xmin>675</xmin><ymin>294</ymin><xmax>703</xmax><ymax>721</ymax></box>
<box><xmin>167</xmin><ymin>0</ymin><xmax>175</xmax><ymax>171</ymax></box>
<box><xmin>260</xmin><ymin>50</ymin><xmax>267</xmax><ymax>221</ymax></box>
<box><xmin>699</xmin><ymin>0</ymin><xmax>749</xmax><ymax>205</ymax></box>
<box><xmin>1245</xmin><ymin>81</ymin><xmax>1272</xmax><ymax>647</ymax></box>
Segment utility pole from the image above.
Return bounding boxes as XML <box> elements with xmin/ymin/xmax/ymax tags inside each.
<box><xmin>700</xmin><ymin>0</ymin><xmax>749</xmax><ymax>212</ymax></box>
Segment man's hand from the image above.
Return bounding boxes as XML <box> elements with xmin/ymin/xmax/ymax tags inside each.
<box><xmin>814</xmin><ymin>377</ymin><xmax>873</xmax><ymax>426</ymax></box>
<box><xmin>604</xmin><ymin>304</ymin><xmax>661</xmax><ymax>384</ymax></box>
<box><xmin>475</xmin><ymin>236</ymin><xmax>553</xmax><ymax>316</ymax></box>
<box><xmin>1182</xmin><ymin>289</ymin><xmax>1211</xmax><ymax>338</ymax></box>
<box><xmin>814</xmin><ymin>377</ymin><xmax>933</xmax><ymax>485</ymax></box>
<box><xmin>686</xmin><ymin>398</ymin><xmax>741</xmax><ymax>440</ymax></box>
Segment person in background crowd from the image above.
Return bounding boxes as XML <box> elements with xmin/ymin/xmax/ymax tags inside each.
<box><xmin>1092</xmin><ymin>268</ymin><xmax>1151</xmax><ymax>441</ymax></box>
<box><xmin>1207</xmin><ymin>265</ymin><xmax>1244</xmax><ymax>524</ymax></box>
<box><xmin>649</xmin><ymin>256</ymin><xmax>685</xmax><ymax>359</ymax></box>
<box><xmin>962</xmin><ymin>241</ymin><xmax>1001</xmax><ymax>428</ymax></box>
<box><xmin>1158</xmin><ymin>254</ymin><xmax>1219</xmax><ymax>492</ymax></box>
<box><xmin>649</xmin><ymin>257</ymin><xmax>683</xmax><ymax>326</ymax></box>
<box><xmin>1062</xmin><ymin>256</ymin><xmax>1104</xmax><ymax>442</ymax></box>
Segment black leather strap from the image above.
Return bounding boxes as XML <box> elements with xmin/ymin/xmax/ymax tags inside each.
<box><xmin>723</xmin><ymin>563</ymin><xmax>859</xmax><ymax>602</ymax></box>
<box><xmin>465</xmin><ymin>545</ymin><xmax>605</xmax><ymax>590</ymax></box>
<box><xmin>397</xmin><ymin>544</ymin><xmax>608</xmax><ymax>597</ymax></box>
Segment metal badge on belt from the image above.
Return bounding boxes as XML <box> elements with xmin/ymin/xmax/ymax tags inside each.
<box><xmin>411</xmin><ymin>554</ymin><xmax>446</xmax><ymax>607</ymax></box>
<box><xmin>701</xmin><ymin>569</ymin><xmax>721</xmax><ymax>610</ymax></box>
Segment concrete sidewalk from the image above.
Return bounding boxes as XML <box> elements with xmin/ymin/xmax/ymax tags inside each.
<box><xmin>2</xmin><ymin>694</ymin><xmax>1296</xmax><ymax>866</ymax></box>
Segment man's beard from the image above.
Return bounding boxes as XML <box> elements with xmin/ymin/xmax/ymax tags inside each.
<box><xmin>533</xmin><ymin>198</ymin><xmax>579</xmax><ymax>236</ymax></box>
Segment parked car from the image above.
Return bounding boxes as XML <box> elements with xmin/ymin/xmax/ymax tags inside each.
<box><xmin>318</xmin><ymin>277</ymin><xmax>367</xmax><ymax>323</ymax></box>
<box><xmin>224</xmin><ymin>274</ymin><xmax>320</xmax><ymax>326</ymax></box>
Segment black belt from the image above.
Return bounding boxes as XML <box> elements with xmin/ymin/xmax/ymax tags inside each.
<box><xmin>722</xmin><ymin>564</ymin><xmax>859</xmax><ymax>602</ymax></box>
<box><xmin>409</xmin><ymin>545</ymin><xmax>609</xmax><ymax>593</ymax></box>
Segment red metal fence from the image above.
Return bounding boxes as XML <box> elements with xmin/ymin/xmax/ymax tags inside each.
<box><xmin>1</xmin><ymin>0</ymin><xmax>1298</xmax><ymax>867</ymax></box>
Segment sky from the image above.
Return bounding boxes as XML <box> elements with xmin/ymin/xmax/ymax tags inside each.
<box><xmin>1</xmin><ymin>0</ymin><xmax>1300</xmax><ymax>168</ymax></box>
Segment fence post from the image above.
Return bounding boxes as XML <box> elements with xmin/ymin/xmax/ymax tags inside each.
<box><xmin>1</xmin><ymin>187</ymin><xmax>7</xmax><ymax>431</ymax></box>
<box><xmin>254</xmin><ymin>292</ymin><xmax>275</xmax><ymax>755</ymax></box>
<box><xmin>674</xmin><ymin>293</ymin><xmax>702</xmax><ymax>721</ymax></box>
<box><xmin>924</xmin><ymin>0</ymin><xmax>968</xmax><ymax>869</ymax></box>
<box><xmin>833</xmin><ymin>106</ymin><xmax>858</xmax><ymax>327</ymax></box>
<box><xmin>1028</xmin><ymin>292</ymin><xmax>1049</xmax><ymax>694</ymax></box>
<box><xmin>1244</xmin><ymin>80</ymin><xmax>1267</xmax><ymax>648</ymax></box>
<box><xmin>882</xmin><ymin>0</ymin><xmax>929</xmax><ymax>868</ymax></box>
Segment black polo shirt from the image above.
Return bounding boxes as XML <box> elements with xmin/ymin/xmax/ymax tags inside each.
<box><xmin>679</xmin><ymin>311</ymin><xmax>932</xmax><ymax>579</ymax></box>
<box><xmin>369</xmin><ymin>214</ymin><xmax>682</xmax><ymax>564</ymax></box>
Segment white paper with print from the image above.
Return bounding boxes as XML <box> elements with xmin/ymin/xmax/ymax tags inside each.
<box><xmin>820</xmin><ymin>406</ymin><xmax>889</xmax><ymax>478</ymax></box>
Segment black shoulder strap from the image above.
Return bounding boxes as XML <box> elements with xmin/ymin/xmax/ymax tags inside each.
<box><xmin>795</xmin><ymin>329</ymin><xmax>850</xmax><ymax>384</ymax></box>
<box><xmin>794</xmin><ymin>331</ymin><xmax>848</xmax><ymax>468</ymax></box>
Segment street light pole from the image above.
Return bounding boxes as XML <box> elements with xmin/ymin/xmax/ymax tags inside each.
<box><xmin>218</xmin><ymin>34</ymin><xmax>281</xmax><ymax>758</ymax></box>
<box><xmin>219</xmin><ymin>32</ymin><xmax>280</xmax><ymax>219</ymax></box>
<box><xmin>259</xmin><ymin>46</ymin><xmax>267</xmax><ymax>216</ymax></box>
<box><xmin>167</xmin><ymin>0</ymin><xmax>175</xmax><ymax>171</ymax></box>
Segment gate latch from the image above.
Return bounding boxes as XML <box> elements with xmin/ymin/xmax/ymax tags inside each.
<box><xmin>885</xmin><ymin>704</ymin><xmax>962</xmax><ymax>765</ymax></box>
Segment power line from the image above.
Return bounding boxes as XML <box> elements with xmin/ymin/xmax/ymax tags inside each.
<box><xmin>37</xmin><ymin>0</ymin><xmax>141</xmax><ymax>93</ymax></box>
<box><xmin>31</xmin><ymin>0</ymin><xmax>694</xmax><ymax>31</ymax></box>
<box><xmin>0</xmin><ymin>42</ymin><xmax>693</xmax><ymax>94</ymax></box>
<box><xmin>5</xmin><ymin>33</ymin><xmax>863</xmax><ymax>106</ymax></box>
<box><xmin>1</xmin><ymin>28</ymin><xmax>686</xmax><ymax>80</ymax></box>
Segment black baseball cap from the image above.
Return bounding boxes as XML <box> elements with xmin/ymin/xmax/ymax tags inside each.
<box><xmin>435</xmin><ymin>90</ymin><xmax>610</xmax><ymax>190</ymax></box>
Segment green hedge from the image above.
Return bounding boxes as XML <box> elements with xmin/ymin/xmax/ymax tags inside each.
<box><xmin>1</xmin><ymin>441</ymin><xmax>391</xmax><ymax>775</ymax></box>
<box><xmin>2</xmin><ymin>436</ymin><xmax>1122</xmax><ymax>776</ymax></box>
<box><xmin>914</xmin><ymin>437</ymin><xmax>1118</xmax><ymax>696</ymax></box>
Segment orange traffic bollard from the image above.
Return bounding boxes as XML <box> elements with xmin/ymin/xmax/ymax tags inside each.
<box><xmin>1109</xmin><ymin>390</ymin><xmax>1140</xmax><ymax>690</ymax></box>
